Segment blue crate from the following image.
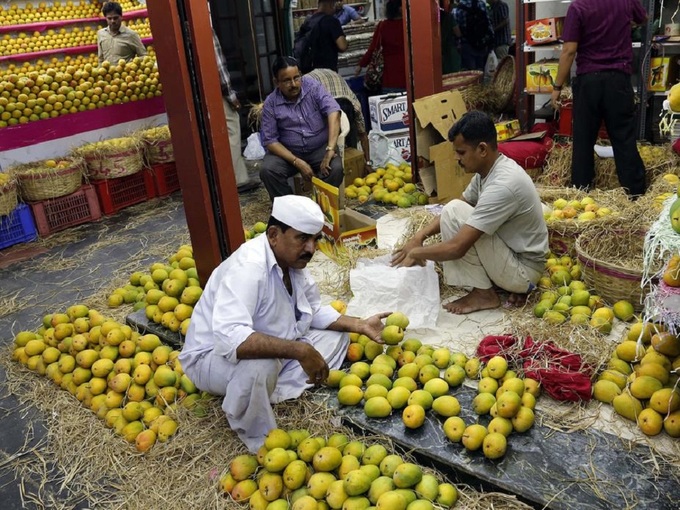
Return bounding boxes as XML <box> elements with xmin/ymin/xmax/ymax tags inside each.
<box><xmin>0</xmin><ymin>204</ymin><xmax>38</xmax><ymax>250</ymax></box>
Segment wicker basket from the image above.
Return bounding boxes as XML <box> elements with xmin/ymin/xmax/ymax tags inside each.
<box><xmin>77</xmin><ymin>137</ymin><xmax>144</xmax><ymax>179</ymax></box>
<box><xmin>442</xmin><ymin>70</ymin><xmax>483</xmax><ymax>91</ymax></box>
<box><xmin>0</xmin><ymin>178</ymin><xmax>18</xmax><ymax>217</ymax></box>
<box><xmin>575</xmin><ymin>229</ymin><xmax>655</xmax><ymax>312</ymax></box>
<box><xmin>11</xmin><ymin>159</ymin><xmax>84</xmax><ymax>202</ymax></box>
<box><xmin>140</xmin><ymin>126</ymin><xmax>174</xmax><ymax>165</ymax></box>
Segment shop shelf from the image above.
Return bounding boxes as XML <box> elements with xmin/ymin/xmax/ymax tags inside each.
<box><xmin>92</xmin><ymin>170</ymin><xmax>156</xmax><ymax>215</ymax></box>
<box><xmin>0</xmin><ymin>9</ymin><xmax>148</xmax><ymax>34</ymax></box>
<box><xmin>0</xmin><ymin>37</ymin><xmax>153</xmax><ymax>63</ymax></box>
<box><xmin>0</xmin><ymin>203</ymin><xmax>38</xmax><ymax>250</ymax></box>
<box><xmin>29</xmin><ymin>184</ymin><xmax>101</xmax><ymax>237</ymax></box>
<box><xmin>150</xmin><ymin>163</ymin><xmax>180</xmax><ymax>197</ymax></box>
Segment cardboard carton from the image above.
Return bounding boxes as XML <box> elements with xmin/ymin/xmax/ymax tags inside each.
<box><xmin>369</xmin><ymin>92</ymin><xmax>409</xmax><ymax>132</ymax></box>
<box><xmin>343</xmin><ymin>147</ymin><xmax>365</xmax><ymax>186</ymax></box>
<box><xmin>526</xmin><ymin>60</ymin><xmax>559</xmax><ymax>93</ymax></box>
<box><xmin>648</xmin><ymin>56</ymin><xmax>679</xmax><ymax>92</ymax></box>
<box><xmin>525</xmin><ymin>17</ymin><xmax>564</xmax><ymax>46</ymax></box>
<box><xmin>412</xmin><ymin>90</ymin><xmax>469</xmax><ymax>202</ymax></box>
<box><xmin>311</xmin><ymin>176</ymin><xmax>377</xmax><ymax>261</ymax></box>
<box><xmin>495</xmin><ymin>119</ymin><xmax>521</xmax><ymax>141</ymax></box>
<box><xmin>385</xmin><ymin>129</ymin><xmax>412</xmax><ymax>162</ymax></box>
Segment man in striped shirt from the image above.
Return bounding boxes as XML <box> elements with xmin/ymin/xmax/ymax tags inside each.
<box><xmin>488</xmin><ymin>0</ymin><xmax>511</xmax><ymax>60</ymax></box>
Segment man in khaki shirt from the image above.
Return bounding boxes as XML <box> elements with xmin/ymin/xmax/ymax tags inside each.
<box><xmin>97</xmin><ymin>1</ymin><xmax>147</xmax><ymax>64</ymax></box>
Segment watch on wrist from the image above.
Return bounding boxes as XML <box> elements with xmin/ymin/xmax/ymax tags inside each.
<box><xmin>325</xmin><ymin>146</ymin><xmax>335</xmax><ymax>152</ymax></box>
<box><xmin>553</xmin><ymin>84</ymin><xmax>563</xmax><ymax>91</ymax></box>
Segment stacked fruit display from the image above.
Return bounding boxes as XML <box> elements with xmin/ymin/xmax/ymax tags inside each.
<box><xmin>328</xmin><ymin>311</ymin><xmax>540</xmax><ymax>460</ymax></box>
<box><xmin>11</xmin><ymin>306</ymin><xmax>206</xmax><ymax>452</ymax></box>
<box><xmin>0</xmin><ymin>1</ymin><xmax>146</xmax><ymax>27</ymax></box>
<box><xmin>592</xmin><ymin>321</ymin><xmax>680</xmax><ymax>438</ymax></box>
<box><xmin>0</xmin><ymin>55</ymin><xmax>161</xmax><ymax>128</ymax></box>
<box><xmin>221</xmin><ymin>428</ymin><xmax>460</xmax><ymax>509</ymax></box>
<box><xmin>107</xmin><ymin>245</ymin><xmax>201</xmax><ymax>335</ymax></box>
<box><xmin>244</xmin><ymin>221</ymin><xmax>268</xmax><ymax>241</ymax></box>
<box><xmin>543</xmin><ymin>196</ymin><xmax>614</xmax><ymax>223</ymax></box>
<box><xmin>0</xmin><ymin>53</ymin><xmax>100</xmax><ymax>80</ymax></box>
<box><xmin>531</xmin><ymin>254</ymin><xmax>635</xmax><ymax>334</ymax></box>
<box><xmin>344</xmin><ymin>162</ymin><xmax>429</xmax><ymax>208</ymax></box>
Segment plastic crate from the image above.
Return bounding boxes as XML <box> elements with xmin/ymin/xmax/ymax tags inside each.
<box><xmin>92</xmin><ymin>170</ymin><xmax>156</xmax><ymax>215</ymax></box>
<box><xmin>0</xmin><ymin>203</ymin><xmax>38</xmax><ymax>250</ymax></box>
<box><xmin>150</xmin><ymin>162</ymin><xmax>180</xmax><ymax>196</ymax></box>
<box><xmin>29</xmin><ymin>184</ymin><xmax>101</xmax><ymax>237</ymax></box>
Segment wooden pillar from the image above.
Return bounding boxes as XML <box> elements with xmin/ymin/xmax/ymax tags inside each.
<box><xmin>146</xmin><ymin>0</ymin><xmax>245</xmax><ymax>285</ymax></box>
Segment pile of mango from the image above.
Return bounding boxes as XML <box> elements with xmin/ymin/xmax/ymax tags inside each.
<box><xmin>344</xmin><ymin>163</ymin><xmax>429</xmax><ymax>208</ymax></box>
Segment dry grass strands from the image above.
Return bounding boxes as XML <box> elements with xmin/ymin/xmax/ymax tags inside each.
<box><xmin>0</xmin><ymin>177</ymin><xmax>18</xmax><ymax>216</ymax></box>
<box><xmin>240</xmin><ymin>186</ymin><xmax>272</xmax><ymax>229</ymax></box>
<box><xmin>247</xmin><ymin>102</ymin><xmax>264</xmax><ymax>132</ymax></box>
<box><xmin>536</xmin><ymin>144</ymin><xmax>572</xmax><ymax>188</ymax></box>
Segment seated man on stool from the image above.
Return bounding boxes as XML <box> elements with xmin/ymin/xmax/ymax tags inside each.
<box><xmin>392</xmin><ymin>111</ymin><xmax>548</xmax><ymax>314</ymax></box>
<box><xmin>259</xmin><ymin>56</ymin><xmax>345</xmax><ymax>200</ymax></box>
<box><xmin>179</xmin><ymin>195</ymin><xmax>388</xmax><ymax>452</ymax></box>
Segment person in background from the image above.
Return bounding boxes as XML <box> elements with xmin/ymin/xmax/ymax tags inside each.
<box><xmin>306</xmin><ymin>68</ymin><xmax>372</xmax><ymax>174</ymax></box>
<box><xmin>354</xmin><ymin>0</ymin><xmax>406</xmax><ymax>93</ymax></box>
<box><xmin>297</xmin><ymin>0</ymin><xmax>348</xmax><ymax>72</ymax></box>
<box><xmin>334</xmin><ymin>1</ymin><xmax>366</xmax><ymax>25</ymax></box>
<box><xmin>212</xmin><ymin>30</ymin><xmax>260</xmax><ymax>193</ymax></box>
<box><xmin>550</xmin><ymin>0</ymin><xmax>647</xmax><ymax>198</ymax></box>
<box><xmin>180</xmin><ymin>194</ymin><xmax>388</xmax><ymax>452</ymax></box>
<box><xmin>97</xmin><ymin>1</ymin><xmax>146</xmax><ymax>64</ymax></box>
<box><xmin>488</xmin><ymin>0</ymin><xmax>511</xmax><ymax>60</ymax></box>
<box><xmin>259</xmin><ymin>57</ymin><xmax>344</xmax><ymax>200</ymax></box>
<box><xmin>440</xmin><ymin>0</ymin><xmax>462</xmax><ymax>74</ymax></box>
<box><xmin>454</xmin><ymin>0</ymin><xmax>494</xmax><ymax>71</ymax></box>
<box><xmin>392</xmin><ymin>111</ymin><xmax>548</xmax><ymax>314</ymax></box>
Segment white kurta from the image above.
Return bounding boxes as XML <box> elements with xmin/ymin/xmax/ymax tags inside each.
<box><xmin>179</xmin><ymin>234</ymin><xmax>348</xmax><ymax>452</ymax></box>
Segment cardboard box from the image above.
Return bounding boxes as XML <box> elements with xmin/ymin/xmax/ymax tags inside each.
<box><xmin>369</xmin><ymin>92</ymin><xmax>409</xmax><ymax>132</ymax></box>
<box><xmin>385</xmin><ymin>129</ymin><xmax>412</xmax><ymax>162</ymax></box>
<box><xmin>311</xmin><ymin>176</ymin><xmax>377</xmax><ymax>261</ymax></box>
<box><xmin>648</xmin><ymin>56</ymin><xmax>677</xmax><ymax>92</ymax></box>
<box><xmin>525</xmin><ymin>17</ymin><xmax>564</xmax><ymax>46</ymax></box>
<box><xmin>526</xmin><ymin>60</ymin><xmax>559</xmax><ymax>93</ymax></box>
<box><xmin>412</xmin><ymin>89</ymin><xmax>469</xmax><ymax>202</ymax></box>
<box><xmin>495</xmin><ymin>119</ymin><xmax>521</xmax><ymax>141</ymax></box>
<box><xmin>343</xmin><ymin>147</ymin><xmax>365</xmax><ymax>186</ymax></box>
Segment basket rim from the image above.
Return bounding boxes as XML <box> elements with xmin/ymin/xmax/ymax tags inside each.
<box><xmin>574</xmin><ymin>230</ymin><xmax>647</xmax><ymax>278</ymax></box>
<box><xmin>15</xmin><ymin>164</ymin><xmax>81</xmax><ymax>181</ymax></box>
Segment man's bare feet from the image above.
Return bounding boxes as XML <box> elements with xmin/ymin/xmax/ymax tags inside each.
<box><xmin>443</xmin><ymin>288</ymin><xmax>501</xmax><ymax>314</ymax></box>
<box><xmin>506</xmin><ymin>293</ymin><xmax>528</xmax><ymax>307</ymax></box>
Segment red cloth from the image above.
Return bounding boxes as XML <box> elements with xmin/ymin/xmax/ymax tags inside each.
<box><xmin>359</xmin><ymin>19</ymin><xmax>406</xmax><ymax>89</ymax></box>
<box><xmin>498</xmin><ymin>134</ymin><xmax>553</xmax><ymax>170</ymax></box>
<box><xmin>476</xmin><ymin>335</ymin><xmax>593</xmax><ymax>402</ymax></box>
<box><xmin>673</xmin><ymin>137</ymin><xmax>680</xmax><ymax>156</ymax></box>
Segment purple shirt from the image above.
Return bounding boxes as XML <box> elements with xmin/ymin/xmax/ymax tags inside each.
<box><xmin>260</xmin><ymin>75</ymin><xmax>341</xmax><ymax>155</ymax></box>
<box><xmin>562</xmin><ymin>0</ymin><xmax>647</xmax><ymax>75</ymax></box>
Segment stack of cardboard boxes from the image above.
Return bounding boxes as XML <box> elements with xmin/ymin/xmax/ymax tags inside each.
<box><xmin>368</xmin><ymin>92</ymin><xmax>411</xmax><ymax>163</ymax></box>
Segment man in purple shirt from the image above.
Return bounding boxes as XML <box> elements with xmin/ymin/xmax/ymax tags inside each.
<box><xmin>551</xmin><ymin>0</ymin><xmax>647</xmax><ymax>197</ymax></box>
<box><xmin>259</xmin><ymin>56</ymin><xmax>344</xmax><ymax>200</ymax></box>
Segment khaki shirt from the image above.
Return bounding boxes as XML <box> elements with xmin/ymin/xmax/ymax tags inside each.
<box><xmin>97</xmin><ymin>25</ymin><xmax>147</xmax><ymax>63</ymax></box>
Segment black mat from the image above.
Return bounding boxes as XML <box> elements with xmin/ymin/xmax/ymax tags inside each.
<box><xmin>312</xmin><ymin>385</ymin><xmax>678</xmax><ymax>510</ymax></box>
<box><xmin>126</xmin><ymin>309</ymin><xmax>183</xmax><ymax>348</ymax></box>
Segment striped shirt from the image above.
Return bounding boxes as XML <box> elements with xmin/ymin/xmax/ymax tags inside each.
<box><xmin>260</xmin><ymin>76</ymin><xmax>340</xmax><ymax>154</ymax></box>
<box><xmin>489</xmin><ymin>1</ymin><xmax>511</xmax><ymax>47</ymax></box>
<box><xmin>306</xmin><ymin>68</ymin><xmax>366</xmax><ymax>135</ymax></box>
<box><xmin>212</xmin><ymin>30</ymin><xmax>237</xmax><ymax>104</ymax></box>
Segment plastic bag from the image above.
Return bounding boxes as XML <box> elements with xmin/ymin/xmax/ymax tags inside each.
<box><xmin>484</xmin><ymin>51</ymin><xmax>498</xmax><ymax>82</ymax></box>
<box><xmin>368</xmin><ymin>130</ymin><xmax>407</xmax><ymax>168</ymax></box>
<box><xmin>243</xmin><ymin>132</ymin><xmax>266</xmax><ymax>160</ymax></box>
<box><xmin>346</xmin><ymin>255</ymin><xmax>441</xmax><ymax>329</ymax></box>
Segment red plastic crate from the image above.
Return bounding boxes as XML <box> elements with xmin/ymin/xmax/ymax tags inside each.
<box><xmin>0</xmin><ymin>204</ymin><xmax>38</xmax><ymax>250</ymax></box>
<box><xmin>558</xmin><ymin>101</ymin><xmax>608</xmax><ymax>139</ymax></box>
<box><xmin>92</xmin><ymin>170</ymin><xmax>156</xmax><ymax>215</ymax></box>
<box><xmin>30</xmin><ymin>184</ymin><xmax>102</xmax><ymax>237</ymax></box>
<box><xmin>150</xmin><ymin>162</ymin><xmax>180</xmax><ymax>196</ymax></box>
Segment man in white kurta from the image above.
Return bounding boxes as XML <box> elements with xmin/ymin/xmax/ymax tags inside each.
<box><xmin>179</xmin><ymin>196</ymin><xmax>387</xmax><ymax>452</ymax></box>
<box><xmin>393</xmin><ymin>111</ymin><xmax>548</xmax><ymax>314</ymax></box>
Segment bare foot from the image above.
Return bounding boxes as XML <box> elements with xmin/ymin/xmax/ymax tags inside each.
<box><xmin>506</xmin><ymin>293</ymin><xmax>528</xmax><ymax>307</ymax></box>
<box><xmin>443</xmin><ymin>288</ymin><xmax>501</xmax><ymax>314</ymax></box>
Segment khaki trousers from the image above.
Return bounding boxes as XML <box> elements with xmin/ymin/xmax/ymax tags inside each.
<box><xmin>440</xmin><ymin>200</ymin><xmax>542</xmax><ymax>293</ymax></box>
<box><xmin>221</xmin><ymin>97</ymin><xmax>250</xmax><ymax>186</ymax></box>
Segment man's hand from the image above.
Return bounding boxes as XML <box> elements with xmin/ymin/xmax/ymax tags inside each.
<box><xmin>319</xmin><ymin>151</ymin><xmax>334</xmax><ymax>178</ymax></box>
<box><xmin>353</xmin><ymin>65</ymin><xmax>362</xmax><ymax>77</ymax></box>
<box><xmin>298</xmin><ymin>343</ymin><xmax>330</xmax><ymax>386</ymax></box>
<box><xmin>230</xmin><ymin>98</ymin><xmax>242</xmax><ymax>110</ymax></box>
<box><xmin>296</xmin><ymin>159</ymin><xmax>315</xmax><ymax>181</ymax></box>
<box><xmin>550</xmin><ymin>89</ymin><xmax>561</xmax><ymax>110</ymax></box>
<box><xmin>391</xmin><ymin>237</ymin><xmax>424</xmax><ymax>267</ymax></box>
<box><xmin>363</xmin><ymin>161</ymin><xmax>372</xmax><ymax>176</ymax></box>
<box><xmin>358</xmin><ymin>312</ymin><xmax>391</xmax><ymax>343</ymax></box>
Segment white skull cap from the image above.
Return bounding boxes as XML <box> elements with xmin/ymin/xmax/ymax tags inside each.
<box><xmin>271</xmin><ymin>195</ymin><xmax>324</xmax><ymax>234</ymax></box>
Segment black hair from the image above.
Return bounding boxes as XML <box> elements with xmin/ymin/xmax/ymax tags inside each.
<box><xmin>272</xmin><ymin>56</ymin><xmax>299</xmax><ymax>80</ymax></box>
<box><xmin>267</xmin><ymin>216</ymin><xmax>291</xmax><ymax>232</ymax></box>
<box><xmin>386</xmin><ymin>0</ymin><xmax>402</xmax><ymax>19</ymax></box>
<box><xmin>102</xmin><ymin>1</ymin><xmax>123</xmax><ymax>16</ymax></box>
<box><xmin>448</xmin><ymin>111</ymin><xmax>497</xmax><ymax>149</ymax></box>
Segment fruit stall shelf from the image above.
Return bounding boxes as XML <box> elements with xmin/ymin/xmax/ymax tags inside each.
<box><xmin>0</xmin><ymin>9</ymin><xmax>148</xmax><ymax>34</ymax></box>
<box><xmin>126</xmin><ymin>309</ymin><xmax>182</xmax><ymax>348</ymax></box>
<box><xmin>312</xmin><ymin>384</ymin><xmax>680</xmax><ymax>510</ymax></box>
<box><xmin>29</xmin><ymin>183</ymin><xmax>102</xmax><ymax>237</ymax></box>
<box><xmin>0</xmin><ymin>203</ymin><xmax>38</xmax><ymax>250</ymax></box>
<box><xmin>0</xmin><ymin>37</ymin><xmax>153</xmax><ymax>63</ymax></box>
<box><xmin>92</xmin><ymin>170</ymin><xmax>157</xmax><ymax>216</ymax></box>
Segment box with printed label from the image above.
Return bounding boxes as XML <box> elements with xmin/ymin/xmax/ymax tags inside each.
<box><xmin>525</xmin><ymin>17</ymin><xmax>564</xmax><ymax>46</ymax></box>
<box><xmin>368</xmin><ymin>92</ymin><xmax>409</xmax><ymax>132</ymax></box>
<box><xmin>412</xmin><ymin>89</ymin><xmax>469</xmax><ymax>203</ymax></box>
<box><xmin>385</xmin><ymin>129</ymin><xmax>412</xmax><ymax>162</ymax></box>
<box><xmin>495</xmin><ymin>119</ymin><xmax>521</xmax><ymax>141</ymax></box>
<box><xmin>648</xmin><ymin>56</ymin><xmax>675</xmax><ymax>92</ymax></box>
<box><xmin>526</xmin><ymin>60</ymin><xmax>559</xmax><ymax>93</ymax></box>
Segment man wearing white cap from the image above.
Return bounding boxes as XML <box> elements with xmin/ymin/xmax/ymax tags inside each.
<box><xmin>179</xmin><ymin>196</ymin><xmax>388</xmax><ymax>452</ymax></box>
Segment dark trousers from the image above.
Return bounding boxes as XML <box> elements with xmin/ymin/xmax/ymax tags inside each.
<box><xmin>260</xmin><ymin>145</ymin><xmax>344</xmax><ymax>200</ymax></box>
<box><xmin>460</xmin><ymin>43</ymin><xmax>487</xmax><ymax>71</ymax></box>
<box><xmin>572</xmin><ymin>71</ymin><xmax>646</xmax><ymax>197</ymax></box>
